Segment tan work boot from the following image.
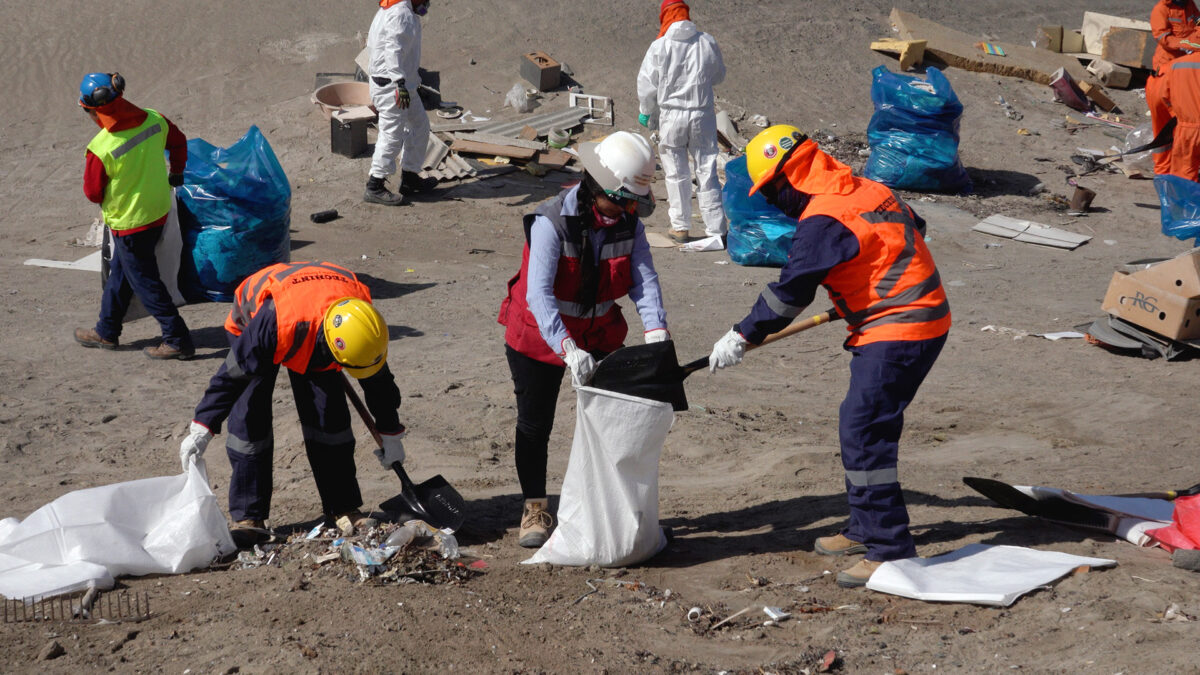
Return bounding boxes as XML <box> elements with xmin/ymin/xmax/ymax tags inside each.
<box><xmin>668</xmin><ymin>229</ymin><xmax>691</xmax><ymax>244</ymax></box>
<box><xmin>230</xmin><ymin>519</ymin><xmax>274</xmax><ymax>549</ymax></box>
<box><xmin>836</xmin><ymin>559</ymin><xmax>883</xmax><ymax>588</ymax></box>
<box><xmin>334</xmin><ymin>510</ymin><xmax>379</xmax><ymax>535</ymax></box>
<box><xmin>144</xmin><ymin>342</ymin><xmax>194</xmax><ymax>360</ymax></box>
<box><xmin>814</xmin><ymin>533</ymin><xmax>868</xmax><ymax>556</ymax></box>
<box><xmin>74</xmin><ymin>327</ymin><xmax>118</xmax><ymax>350</ymax></box>
<box><xmin>518</xmin><ymin>498</ymin><xmax>554</xmax><ymax>548</ymax></box>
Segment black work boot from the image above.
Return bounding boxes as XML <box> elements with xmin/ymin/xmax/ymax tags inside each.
<box><xmin>364</xmin><ymin>175</ymin><xmax>406</xmax><ymax>206</ymax></box>
<box><xmin>399</xmin><ymin>170</ymin><xmax>438</xmax><ymax>195</ymax></box>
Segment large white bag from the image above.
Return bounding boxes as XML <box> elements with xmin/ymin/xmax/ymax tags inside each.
<box><xmin>524</xmin><ymin>386</ymin><xmax>674</xmax><ymax>567</ymax></box>
<box><xmin>0</xmin><ymin>461</ymin><xmax>235</xmax><ymax>599</ymax></box>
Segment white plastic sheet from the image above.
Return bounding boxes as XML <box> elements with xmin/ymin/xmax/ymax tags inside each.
<box><xmin>0</xmin><ymin>461</ymin><xmax>235</xmax><ymax>599</ymax></box>
<box><xmin>866</xmin><ymin>543</ymin><xmax>1117</xmax><ymax>606</ymax></box>
<box><xmin>524</xmin><ymin>386</ymin><xmax>674</xmax><ymax>567</ymax></box>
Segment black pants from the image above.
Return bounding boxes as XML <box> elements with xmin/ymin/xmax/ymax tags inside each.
<box><xmin>505</xmin><ymin>345</ymin><xmax>566</xmax><ymax>500</ymax></box>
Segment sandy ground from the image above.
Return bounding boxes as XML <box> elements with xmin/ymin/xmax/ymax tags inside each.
<box><xmin>2</xmin><ymin>1</ymin><xmax>1200</xmax><ymax>672</ymax></box>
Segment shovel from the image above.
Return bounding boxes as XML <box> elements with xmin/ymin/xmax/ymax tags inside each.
<box><xmin>591</xmin><ymin>308</ymin><xmax>840</xmax><ymax>410</ymax></box>
<box><xmin>342</xmin><ymin>374</ymin><xmax>466</xmax><ymax>532</ymax></box>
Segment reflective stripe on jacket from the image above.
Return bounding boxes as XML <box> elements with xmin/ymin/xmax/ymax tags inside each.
<box><xmin>85</xmin><ymin>108</ymin><xmax>171</xmax><ymax>231</ymax></box>
<box><xmin>780</xmin><ymin>140</ymin><xmax>951</xmax><ymax>346</ymax></box>
<box><xmin>1153</xmin><ymin>0</ymin><xmax>1200</xmax><ymax>73</ymax></box>
<box><xmin>226</xmin><ymin>262</ymin><xmax>373</xmax><ymax>373</ymax></box>
<box><xmin>498</xmin><ymin>193</ymin><xmax>636</xmax><ymax>365</ymax></box>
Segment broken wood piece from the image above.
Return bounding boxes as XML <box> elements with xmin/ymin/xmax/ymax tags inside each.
<box><xmin>448</xmin><ymin>138</ymin><xmax>538</xmax><ymax>160</ymax></box>
<box><xmin>709</xmin><ymin>606</ymin><xmax>753</xmax><ymax>631</ymax></box>
<box><xmin>1079</xmin><ymin>81</ymin><xmax>1118</xmax><ymax>112</ymax></box>
<box><xmin>452</xmin><ymin>132</ymin><xmax>546</xmax><ymax>151</ymax></box>
<box><xmin>530</xmin><ymin>148</ymin><xmax>573</xmax><ymax>170</ymax></box>
<box><xmin>972</xmin><ymin>214</ymin><xmax>1091</xmax><ymax>250</ymax></box>
<box><xmin>891</xmin><ymin>8</ymin><xmax>1094</xmax><ymax>85</ymax></box>
<box><xmin>1101</xmin><ymin>26</ymin><xmax>1156</xmax><ymax>70</ymax></box>
<box><xmin>518</xmin><ymin>125</ymin><xmax>539</xmax><ymax>141</ymax></box>
<box><xmin>870</xmin><ymin>38</ymin><xmax>926</xmax><ymax>70</ymax></box>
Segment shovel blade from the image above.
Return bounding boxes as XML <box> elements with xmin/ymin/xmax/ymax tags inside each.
<box><xmin>591</xmin><ymin>340</ymin><xmax>689</xmax><ymax>411</ymax></box>
<box><xmin>381</xmin><ymin>473</ymin><xmax>466</xmax><ymax>533</ymax></box>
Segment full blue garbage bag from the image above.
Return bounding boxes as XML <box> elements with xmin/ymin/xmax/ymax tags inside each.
<box><xmin>177</xmin><ymin>126</ymin><xmax>291</xmax><ymax>302</ymax></box>
<box><xmin>1155</xmin><ymin>174</ymin><xmax>1200</xmax><ymax>244</ymax></box>
<box><xmin>722</xmin><ymin>156</ymin><xmax>797</xmax><ymax>267</ymax></box>
<box><xmin>864</xmin><ymin>66</ymin><xmax>972</xmax><ymax>193</ymax></box>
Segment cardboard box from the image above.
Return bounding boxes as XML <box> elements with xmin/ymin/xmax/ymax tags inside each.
<box><xmin>1102</xmin><ymin>249</ymin><xmax>1200</xmax><ymax>339</ymax></box>
<box><xmin>1101</xmin><ymin>27</ymin><xmax>1156</xmax><ymax>70</ymax></box>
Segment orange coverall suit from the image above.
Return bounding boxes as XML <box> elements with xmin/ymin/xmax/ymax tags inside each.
<box><xmin>1164</xmin><ymin>52</ymin><xmax>1200</xmax><ymax>180</ymax></box>
<box><xmin>1150</xmin><ymin>0</ymin><xmax>1200</xmax><ymax>174</ymax></box>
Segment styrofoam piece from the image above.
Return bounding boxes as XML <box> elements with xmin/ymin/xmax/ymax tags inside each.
<box><xmin>23</xmin><ymin>251</ymin><xmax>102</xmax><ymax>272</ymax></box>
<box><xmin>523</xmin><ymin>387</ymin><xmax>673</xmax><ymax>567</ymax></box>
<box><xmin>972</xmin><ymin>214</ymin><xmax>1091</xmax><ymax>249</ymax></box>
<box><xmin>866</xmin><ymin>544</ymin><xmax>1117</xmax><ymax>606</ymax></box>
<box><xmin>0</xmin><ymin>460</ymin><xmax>235</xmax><ymax>600</ymax></box>
<box><xmin>715</xmin><ymin>110</ymin><xmax>748</xmax><ymax>151</ymax></box>
<box><xmin>476</xmin><ymin>108</ymin><xmax>590</xmax><ymax>138</ymax></box>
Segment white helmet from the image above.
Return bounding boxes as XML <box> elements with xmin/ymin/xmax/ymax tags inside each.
<box><xmin>578</xmin><ymin>131</ymin><xmax>656</xmax><ymax>213</ymax></box>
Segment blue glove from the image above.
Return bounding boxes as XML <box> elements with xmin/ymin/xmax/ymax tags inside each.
<box><xmin>638</xmin><ymin>113</ymin><xmax>651</xmax><ymax>128</ymax></box>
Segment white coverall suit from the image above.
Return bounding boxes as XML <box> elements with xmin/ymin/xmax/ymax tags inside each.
<box><xmin>367</xmin><ymin>0</ymin><xmax>430</xmax><ymax>179</ymax></box>
<box><xmin>637</xmin><ymin>20</ymin><xmax>727</xmax><ymax>237</ymax></box>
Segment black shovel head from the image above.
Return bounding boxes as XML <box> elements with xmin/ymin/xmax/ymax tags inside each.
<box><xmin>591</xmin><ymin>340</ymin><xmax>688</xmax><ymax>411</ymax></box>
<box><xmin>381</xmin><ymin>467</ymin><xmax>467</xmax><ymax>533</ymax></box>
<box><xmin>962</xmin><ymin>477</ymin><xmax>1117</xmax><ymax>532</ymax></box>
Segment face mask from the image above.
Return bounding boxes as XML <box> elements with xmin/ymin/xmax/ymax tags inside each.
<box><xmin>771</xmin><ymin>182</ymin><xmax>811</xmax><ymax>218</ymax></box>
<box><xmin>591</xmin><ymin>204</ymin><xmax>622</xmax><ymax>228</ymax></box>
<box><xmin>414</xmin><ymin>1</ymin><xmax>429</xmax><ymax>15</ymax></box>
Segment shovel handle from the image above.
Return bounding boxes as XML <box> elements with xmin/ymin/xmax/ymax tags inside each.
<box><xmin>682</xmin><ymin>308</ymin><xmax>841</xmax><ymax>375</ymax></box>
<box><xmin>342</xmin><ymin>372</ymin><xmax>384</xmax><ymax>448</ymax></box>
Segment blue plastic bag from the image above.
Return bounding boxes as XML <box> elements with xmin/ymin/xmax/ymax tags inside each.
<box><xmin>864</xmin><ymin>66</ymin><xmax>971</xmax><ymax>193</ymax></box>
<box><xmin>1155</xmin><ymin>174</ymin><xmax>1200</xmax><ymax>244</ymax></box>
<box><xmin>722</xmin><ymin>156</ymin><xmax>797</xmax><ymax>267</ymax></box>
<box><xmin>177</xmin><ymin>126</ymin><xmax>291</xmax><ymax>302</ymax></box>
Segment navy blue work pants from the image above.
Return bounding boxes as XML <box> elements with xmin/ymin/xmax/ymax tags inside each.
<box><xmin>838</xmin><ymin>333</ymin><xmax>946</xmax><ymax>562</ymax></box>
<box><xmin>96</xmin><ymin>226</ymin><xmax>191</xmax><ymax>350</ymax></box>
<box><xmin>225</xmin><ymin>365</ymin><xmax>361</xmax><ymax>522</ymax></box>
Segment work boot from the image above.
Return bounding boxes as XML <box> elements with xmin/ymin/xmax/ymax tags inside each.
<box><xmin>74</xmin><ymin>327</ymin><xmax>118</xmax><ymax>350</ymax></box>
<box><xmin>333</xmin><ymin>510</ymin><xmax>379</xmax><ymax>535</ymax></box>
<box><xmin>230</xmin><ymin>519</ymin><xmax>275</xmax><ymax>549</ymax></box>
<box><xmin>399</xmin><ymin>170</ymin><xmax>438</xmax><ymax>195</ymax></box>
<box><xmin>836</xmin><ymin>559</ymin><xmax>883</xmax><ymax>588</ymax></box>
<box><xmin>668</xmin><ymin>229</ymin><xmax>691</xmax><ymax>245</ymax></box>
<box><xmin>144</xmin><ymin>342</ymin><xmax>194</xmax><ymax>360</ymax></box>
<box><xmin>364</xmin><ymin>175</ymin><xmax>406</xmax><ymax>206</ymax></box>
<box><xmin>814</xmin><ymin>533</ymin><xmax>868</xmax><ymax>556</ymax></box>
<box><xmin>518</xmin><ymin>498</ymin><xmax>554</xmax><ymax>548</ymax></box>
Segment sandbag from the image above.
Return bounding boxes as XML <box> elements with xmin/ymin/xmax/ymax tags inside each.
<box><xmin>523</xmin><ymin>387</ymin><xmax>674</xmax><ymax>567</ymax></box>
<box><xmin>1155</xmin><ymin>174</ymin><xmax>1200</xmax><ymax>244</ymax></box>
<box><xmin>722</xmin><ymin>155</ymin><xmax>798</xmax><ymax>267</ymax></box>
<box><xmin>177</xmin><ymin>126</ymin><xmax>291</xmax><ymax>302</ymax></box>
<box><xmin>864</xmin><ymin>66</ymin><xmax>971</xmax><ymax>193</ymax></box>
<box><xmin>0</xmin><ymin>461</ymin><xmax>235</xmax><ymax>600</ymax></box>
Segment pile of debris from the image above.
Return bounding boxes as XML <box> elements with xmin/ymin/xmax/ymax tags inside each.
<box><xmin>235</xmin><ymin>519</ymin><xmax>485</xmax><ymax>587</ymax></box>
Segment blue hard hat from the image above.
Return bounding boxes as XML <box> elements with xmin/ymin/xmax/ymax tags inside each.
<box><xmin>79</xmin><ymin>72</ymin><xmax>125</xmax><ymax>108</ymax></box>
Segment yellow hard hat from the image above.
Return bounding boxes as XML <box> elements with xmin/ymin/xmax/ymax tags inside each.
<box><xmin>324</xmin><ymin>297</ymin><xmax>388</xmax><ymax>379</ymax></box>
<box><xmin>745</xmin><ymin>124</ymin><xmax>809</xmax><ymax>196</ymax></box>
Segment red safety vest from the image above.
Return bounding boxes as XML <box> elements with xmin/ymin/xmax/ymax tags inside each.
<box><xmin>782</xmin><ymin>140</ymin><xmax>951</xmax><ymax>346</ymax></box>
<box><xmin>498</xmin><ymin>193</ymin><xmax>636</xmax><ymax>365</ymax></box>
<box><xmin>226</xmin><ymin>261</ymin><xmax>374</xmax><ymax>373</ymax></box>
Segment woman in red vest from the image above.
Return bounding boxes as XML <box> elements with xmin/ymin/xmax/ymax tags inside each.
<box><xmin>709</xmin><ymin>126</ymin><xmax>950</xmax><ymax>588</ymax></box>
<box><xmin>498</xmin><ymin>132</ymin><xmax>670</xmax><ymax>548</ymax></box>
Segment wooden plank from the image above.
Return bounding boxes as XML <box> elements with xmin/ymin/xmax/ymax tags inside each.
<box><xmin>891</xmin><ymin>8</ymin><xmax>1095</xmax><ymax>86</ymax></box>
<box><xmin>518</xmin><ymin>125</ymin><xmax>539</xmax><ymax>141</ymax></box>
<box><xmin>448</xmin><ymin>138</ymin><xmax>538</xmax><ymax>160</ymax></box>
<box><xmin>1101</xmin><ymin>27</ymin><xmax>1155</xmax><ymax>70</ymax></box>
<box><xmin>870</xmin><ymin>38</ymin><xmax>926</xmax><ymax>71</ymax></box>
<box><xmin>452</xmin><ymin>132</ymin><xmax>546</xmax><ymax>151</ymax></box>
<box><xmin>1079</xmin><ymin>81</ymin><xmax>1118</xmax><ymax>112</ymax></box>
<box><xmin>531</xmin><ymin>149</ymin><xmax>573</xmax><ymax>170</ymax></box>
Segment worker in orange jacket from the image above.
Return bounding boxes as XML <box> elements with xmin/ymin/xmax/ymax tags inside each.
<box><xmin>1149</xmin><ymin>0</ymin><xmax>1200</xmax><ymax>174</ymax></box>
<box><xmin>1164</xmin><ymin>51</ymin><xmax>1200</xmax><ymax>179</ymax></box>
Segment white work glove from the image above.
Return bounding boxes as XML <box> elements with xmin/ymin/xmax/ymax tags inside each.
<box><xmin>561</xmin><ymin>337</ymin><xmax>596</xmax><ymax>387</ymax></box>
<box><xmin>179</xmin><ymin>421</ymin><xmax>213</xmax><ymax>472</ymax></box>
<box><xmin>708</xmin><ymin>329</ymin><xmax>749</xmax><ymax>373</ymax></box>
<box><xmin>373</xmin><ymin>430</ymin><xmax>407</xmax><ymax>469</ymax></box>
<box><xmin>644</xmin><ymin>328</ymin><xmax>670</xmax><ymax>344</ymax></box>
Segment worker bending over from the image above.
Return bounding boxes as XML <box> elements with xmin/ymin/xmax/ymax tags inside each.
<box><xmin>498</xmin><ymin>132</ymin><xmax>670</xmax><ymax>548</ymax></box>
<box><xmin>179</xmin><ymin>262</ymin><xmax>407</xmax><ymax>547</ymax></box>
<box><xmin>708</xmin><ymin>126</ymin><xmax>950</xmax><ymax>588</ymax></box>
<box><xmin>1149</xmin><ymin>0</ymin><xmax>1200</xmax><ymax>174</ymax></box>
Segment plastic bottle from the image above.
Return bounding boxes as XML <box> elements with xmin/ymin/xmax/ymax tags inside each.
<box><xmin>384</xmin><ymin>523</ymin><xmax>420</xmax><ymax>549</ymax></box>
<box><xmin>433</xmin><ymin>531</ymin><xmax>460</xmax><ymax>559</ymax></box>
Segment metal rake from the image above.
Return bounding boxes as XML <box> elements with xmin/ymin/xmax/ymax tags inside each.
<box><xmin>3</xmin><ymin>586</ymin><xmax>150</xmax><ymax>624</ymax></box>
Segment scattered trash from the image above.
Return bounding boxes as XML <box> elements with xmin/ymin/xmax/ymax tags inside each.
<box><xmin>504</xmin><ymin>83</ymin><xmax>536</xmax><ymax>113</ymax></box>
<box><xmin>687</xmin><ymin>606</ymin><xmax>703</xmax><ymax>622</ymax></box>
<box><xmin>976</xmin><ymin>41</ymin><xmax>1006</xmax><ymax>57</ymax></box>
<box><xmin>1155</xmin><ymin>603</ymin><xmax>1195</xmax><ymax>623</ymax></box>
<box><xmin>763</xmin><ymin>606</ymin><xmax>790</xmax><ymax>622</ymax></box>
<box><xmin>435</xmin><ymin>106</ymin><xmax>463</xmax><ymax>119</ymax></box>
<box><xmin>748</xmin><ymin>114</ymin><xmax>769</xmax><ymax>128</ymax></box>
<box><xmin>547</xmin><ymin>128</ymin><xmax>570</xmax><ymax>149</ymax></box>
<box><xmin>568</xmin><ymin>92</ymin><xmax>613</xmax><ymax>126</ymax></box>
<box><xmin>309</xmin><ymin>209</ymin><xmax>339</xmax><ymax>224</ymax></box>
<box><xmin>678</xmin><ymin>235</ymin><xmax>724</xmax><ymax>252</ymax></box>
<box><xmin>1049</xmin><ymin>68</ymin><xmax>1092</xmax><ymax>113</ymax></box>
<box><xmin>520</xmin><ymin>50</ymin><xmax>561</xmax><ymax>92</ymax></box>
<box><xmin>972</xmin><ymin>214</ymin><xmax>1091</xmax><ymax>250</ymax></box>
<box><xmin>710</xmin><ymin>606</ymin><xmax>753</xmax><ymax>631</ymax></box>
<box><xmin>1036</xmin><ymin>331</ymin><xmax>1085</xmax><ymax>340</ymax></box>
<box><xmin>1068</xmin><ymin>185</ymin><xmax>1096</xmax><ymax>214</ymax></box>
<box><xmin>981</xmin><ymin>325</ymin><xmax>1028</xmax><ymax>339</ymax></box>
<box><xmin>866</xmin><ymin>543</ymin><xmax>1117</xmax><ymax>606</ymax></box>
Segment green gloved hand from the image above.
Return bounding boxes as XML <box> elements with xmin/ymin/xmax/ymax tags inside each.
<box><xmin>638</xmin><ymin>113</ymin><xmax>651</xmax><ymax>128</ymax></box>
